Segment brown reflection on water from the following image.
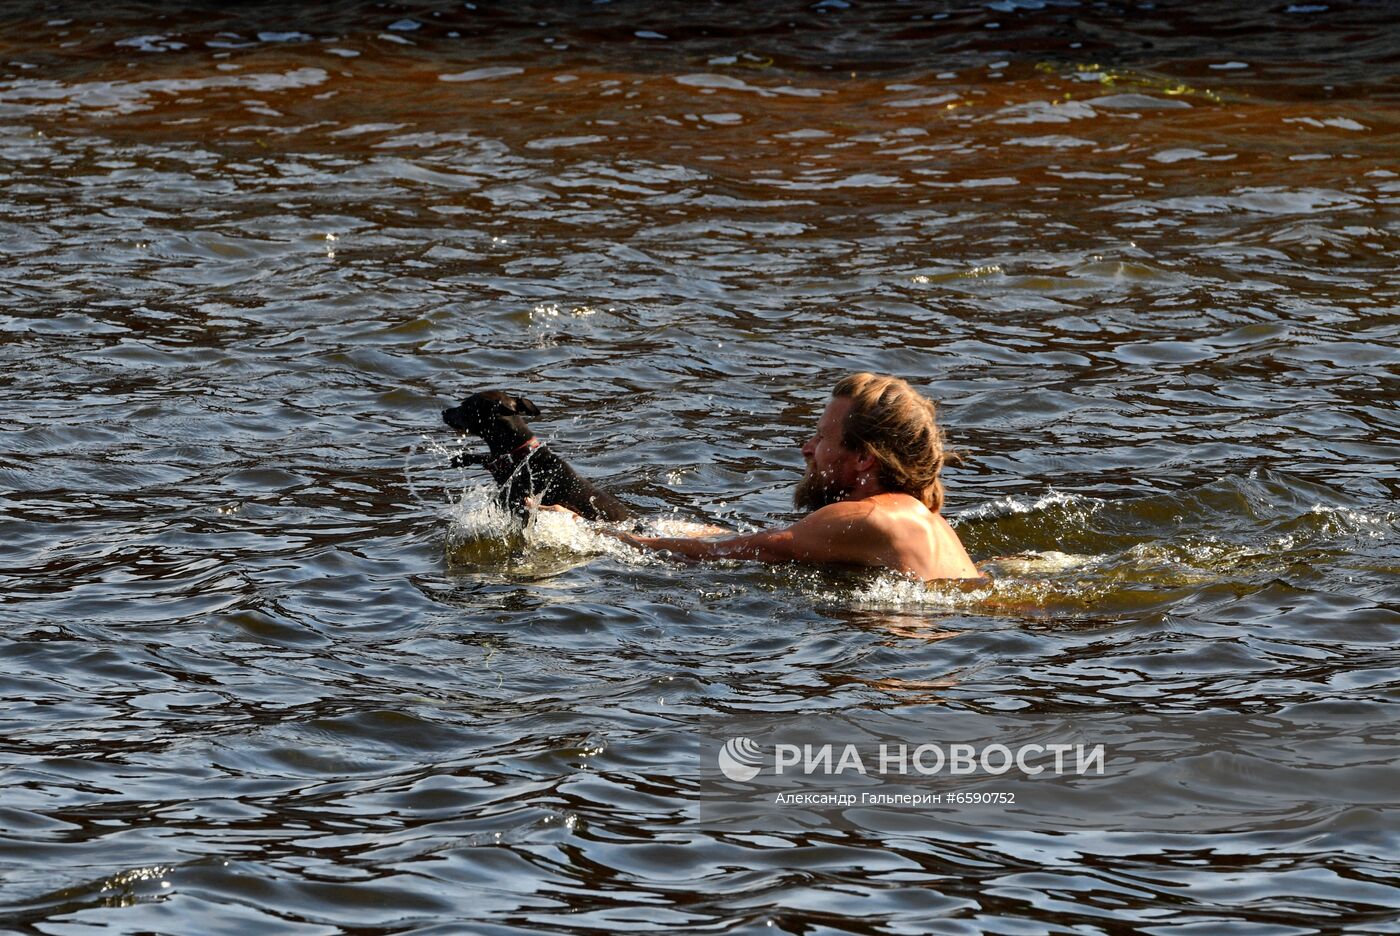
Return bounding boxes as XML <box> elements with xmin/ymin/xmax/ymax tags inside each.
<box><xmin>7</xmin><ymin>2</ymin><xmax>1395</xmax><ymax>202</ymax></box>
<box><xmin>10</xmin><ymin>48</ymin><xmax>1388</xmax><ymax>307</ymax></box>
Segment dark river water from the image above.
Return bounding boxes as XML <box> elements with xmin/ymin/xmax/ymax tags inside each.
<box><xmin>3</xmin><ymin>1</ymin><xmax>1399</xmax><ymax>932</ymax></box>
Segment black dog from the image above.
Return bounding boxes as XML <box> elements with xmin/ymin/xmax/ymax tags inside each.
<box><xmin>442</xmin><ymin>390</ymin><xmax>631</xmax><ymax>522</ymax></box>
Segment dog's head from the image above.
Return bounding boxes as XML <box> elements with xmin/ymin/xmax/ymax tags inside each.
<box><xmin>442</xmin><ymin>390</ymin><xmax>541</xmax><ymax>440</ymax></box>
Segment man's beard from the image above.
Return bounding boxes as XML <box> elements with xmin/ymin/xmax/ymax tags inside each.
<box><xmin>793</xmin><ymin>465</ymin><xmax>852</xmax><ymax>511</ymax></box>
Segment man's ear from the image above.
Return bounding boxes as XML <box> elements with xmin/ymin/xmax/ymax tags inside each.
<box><xmin>515</xmin><ymin>396</ymin><xmax>541</xmax><ymax>417</ymax></box>
<box><xmin>854</xmin><ymin>447</ymin><xmax>878</xmax><ymax>473</ymax></box>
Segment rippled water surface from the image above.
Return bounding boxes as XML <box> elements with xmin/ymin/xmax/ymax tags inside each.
<box><xmin>3</xmin><ymin>1</ymin><xmax>1399</xmax><ymax>932</ymax></box>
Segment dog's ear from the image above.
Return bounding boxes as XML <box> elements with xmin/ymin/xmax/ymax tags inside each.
<box><xmin>514</xmin><ymin>396</ymin><xmax>541</xmax><ymax>417</ymax></box>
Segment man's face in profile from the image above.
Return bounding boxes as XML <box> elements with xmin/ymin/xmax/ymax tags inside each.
<box><xmin>794</xmin><ymin>396</ymin><xmax>861</xmax><ymax>511</ymax></box>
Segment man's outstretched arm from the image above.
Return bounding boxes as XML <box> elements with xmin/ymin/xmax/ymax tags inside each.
<box><xmin>546</xmin><ymin>501</ymin><xmax>888</xmax><ymax>568</ymax></box>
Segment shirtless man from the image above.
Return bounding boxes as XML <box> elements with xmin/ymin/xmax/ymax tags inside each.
<box><xmin>544</xmin><ymin>373</ymin><xmax>982</xmax><ymax>581</ymax></box>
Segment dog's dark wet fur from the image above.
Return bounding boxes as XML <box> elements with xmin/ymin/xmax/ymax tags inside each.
<box><xmin>442</xmin><ymin>390</ymin><xmax>632</xmax><ymax>523</ymax></box>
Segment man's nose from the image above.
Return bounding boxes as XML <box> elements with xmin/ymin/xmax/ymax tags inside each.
<box><xmin>800</xmin><ymin>437</ymin><xmax>814</xmax><ymax>457</ymax></box>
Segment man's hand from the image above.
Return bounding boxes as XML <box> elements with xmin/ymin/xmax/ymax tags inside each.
<box><xmin>529</xmin><ymin>500</ymin><xmax>784</xmax><ymax>563</ymax></box>
<box><xmin>531</xmin><ymin>500</ymin><xmax>645</xmax><ymax>550</ymax></box>
<box><xmin>531</xmin><ymin>500</ymin><xmax>582</xmax><ymax>522</ymax></box>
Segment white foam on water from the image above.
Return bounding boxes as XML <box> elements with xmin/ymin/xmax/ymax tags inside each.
<box><xmin>983</xmin><ymin>550</ymin><xmax>1097</xmax><ymax>576</ymax></box>
<box><xmin>1307</xmin><ymin>504</ymin><xmax>1397</xmax><ymax>540</ymax></box>
<box><xmin>955</xmin><ymin>489</ymin><xmax>1097</xmax><ymax>522</ymax></box>
<box><xmin>521</xmin><ymin>508</ymin><xmax>644</xmax><ymax>564</ymax></box>
<box><xmin>1122</xmin><ymin>538</ymin><xmax>1260</xmax><ymax>580</ymax></box>
<box><xmin>842</xmin><ymin>556</ymin><xmax>1116</xmax><ymax>612</ymax></box>
<box><xmin>443</xmin><ymin>482</ymin><xmax>516</xmax><ymax>546</ymax></box>
<box><xmin>524</xmin><ymin>510</ymin><xmax>744</xmax><ymax>566</ymax></box>
<box><xmin>441</xmin><ymin>475</ymin><xmax>711</xmax><ymax>569</ymax></box>
<box><xmin>848</xmin><ymin>575</ymin><xmax>994</xmax><ymax>609</ymax></box>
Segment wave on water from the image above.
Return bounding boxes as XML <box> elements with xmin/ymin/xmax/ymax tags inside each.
<box><xmin>956</xmin><ymin>489</ymin><xmax>1098</xmax><ymax>522</ymax></box>
<box><xmin>514</xmin><ymin>472</ymin><xmax>1385</xmax><ymax>605</ymax></box>
<box><xmin>431</xmin><ymin>465</ymin><xmax>1394</xmax><ymax>616</ymax></box>
<box><xmin>951</xmin><ymin>470</ymin><xmax>1398</xmax><ymax>611</ymax></box>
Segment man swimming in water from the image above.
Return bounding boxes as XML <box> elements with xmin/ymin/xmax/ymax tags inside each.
<box><xmin>543</xmin><ymin>373</ymin><xmax>982</xmax><ymax>581</ymax></box>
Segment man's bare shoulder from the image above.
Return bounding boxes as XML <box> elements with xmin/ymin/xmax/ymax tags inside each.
<box><xmin>792</xmin><ymin>498</ymin><xmax>886</xmax><ymax>533</ymax></box>
<box><xmin>838</xmin><ymin>493</ymin><xmax>981</xmax><ymax>580</ymax></box>
<box><xmin>795</xmin><ymin>494</ymin><xmax>931</xmax><ymax>534</ymax></box>
<box><xmin>842</xmin><ymin>492</ymin><xmax>928</xmax><ymax>524</ymax></box>
<box><xmin>806</xmin><ymin>499</ymin><xmax>879</xmax><ymax>519</ymax></box>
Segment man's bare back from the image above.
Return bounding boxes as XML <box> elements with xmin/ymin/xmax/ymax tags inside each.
<box><xmin>836</xmin><ymin>492</ymin><xmax>981</xmax><ymax>580</ymax></box>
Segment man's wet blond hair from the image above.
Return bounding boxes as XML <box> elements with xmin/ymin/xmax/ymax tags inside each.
<box><xmin>832</xmin><ymin>372</ymin><xmax>954</xmax><ymax>513</ymax></box>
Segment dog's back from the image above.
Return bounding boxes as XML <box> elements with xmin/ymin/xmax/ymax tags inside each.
<box><xmin>502</xmin><ymin>447</ymin><xmax>630</xmax><ymax>522</ymax></box>
<box><xmin>444</xmin><ymin>390</ymin><xmax>631</xmax><ymax>523</ymax></box>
